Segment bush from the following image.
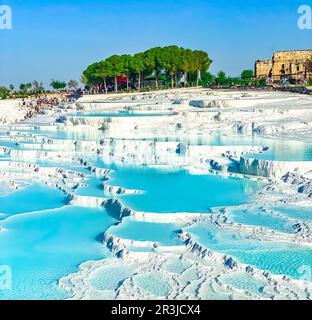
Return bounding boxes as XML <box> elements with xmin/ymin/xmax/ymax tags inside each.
<box><xmin>199</xmin><ymin>72</ymin><xmax>216</xmax><ymax>86</ymax></box>
<box><xmin>215</xmin><ymin>71</ymin><xmax>230</xmax><ymax>86</ymax></box>
<box><xmin>241</xmin><ymin>69</ymin><xmax>254</xmax><ymax>81</ymax></box>
<box><xmin>255</xmin><ymin>77</ymin><xmax>267</xmax><ymax>86</ymax></box>
<box><xmin>0</xmin><ymin>87</ymin><xmax>10</xmax><ymax>99</ymax></box>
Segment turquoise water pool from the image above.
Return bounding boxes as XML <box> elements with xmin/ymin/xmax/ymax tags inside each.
<box><xmin>231</xmin><ymin>248</ymin><xmax>312</xmax><ymax>280</ymax></box>
<box><xmin>220</xmin><ymin>272</ymin><xmax>267</xmax><ymax>296</ymax></box>
<box><xmin>273</xmin><ymin>206</ymin><xmax>312</xmax><ymax>221</ymax></box>
<box><xmin>0</xmin><ymin>205</ymin><xmax>116</xmax><ymax>300</ymax></box>
<box><xmin>0</xmin><ymin>184</ymin><xmax>67</xmax><ymax>217</ymax></box>
<box><xmin>109</xmin><ymin>217</ymin><xmax>181</xmax><ymax>246</ymax></box>
<box><xmin>66</xmin><ymin>111</ymin><xmax>175</xmax><ymax>117</ymax></box>
<box><xmin>184</xmin><ymin>222</ymin><xmax>312</xmax><ymax>280</ymax></box>
<box><xmin>1</xmin><ymin>117</ymin><xmax>312</xmax><ymax>300</ymax></box>
<box><xmin>109</xmin><ymin>166</ymin><xmax>262</xmax><ymax>213</ymax></box>
<box><xmin>229</xmin><ymin>207</ymin><xmax>294</xmax><ymax>233</ymax></box>
<box><xmin>246</xmin><ymin>140</ymin><xmax>312</xmax><ymax>161</ymax></box>
<box><xmin>89</xmin><ymin>263</ymin><xmax>137</xmax><ymax>292</ymax></box>
<box><xmin>76</xmin><ymin>175</ymin><xmax>108</xmax><ymax>197</ymax></box>
<box><xmin>133</xmin><ymin>272</ymin><xmax>170</xmax><ymax>297</ymax></box>
<box><xmin>2</xmin><ymin>127</ymin><xmax>312</xmax><ymax>162</ymax></box>
<box><xmin>0</xmin><ymin>128</ymin><xmax>107</xmax><ymax>141</ymax></box>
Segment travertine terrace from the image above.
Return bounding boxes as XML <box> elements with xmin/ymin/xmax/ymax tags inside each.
<box><xmin>1</xmin><ymin>88</ymin><xmax>312</xmax><ymax>300</ymax></box>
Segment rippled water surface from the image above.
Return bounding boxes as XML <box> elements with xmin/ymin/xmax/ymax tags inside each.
<box><xmin>0</xmin><ymin>116</ymin><xmax>311</xmax><ymax>299</ymax></box>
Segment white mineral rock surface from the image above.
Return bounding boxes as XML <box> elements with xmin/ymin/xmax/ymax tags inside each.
<box><xmin>1</xmin><ymin>88</ymin><xmax>312</xmax><ymax>300</ymax></box>
<box><xmin>0</xmin><ymin>99</ymin><xmax>27</xmax><ymax>124</ymax></box>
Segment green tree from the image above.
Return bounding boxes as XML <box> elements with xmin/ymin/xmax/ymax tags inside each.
<box><xmin>255</xmin><ymin>77</ymin><xmax>267</xmax><ymax>86</ymax></box>
<box><xmin>241</xmin><ymin>70</ymin><xmax>254</xmax><ymax>85</ymax></box>
<box><xmin>241</xmin><ymin>69</ymin><xmax>254</xmax><ymax>80</ymax></box>
<box><xmin>9</xmin><ymin>84</ymin><xmax>15</xmax><ymax>93</ymax></box>
<box><xmin>67</xmin><ymin>80</ymin><xmax>79</xmax><ymax>91</ymax></box>
<box><xmin>120</xmin><ymin>55</ymin><xmax>133</xmax><ymax>91</ymax></box>
<box><xmin>200</xmin><ymin>72</ymin><xmax>216</xmax><ymax>86</ymax></box>
<box><xmin>50</xmin><ymin>80</ymin><xmax>67</xmax><ymax>91</ymax></box>
<box><xmin>129</xmin><ymin>53</ymin><xmax>146</xmax><ymax>91</ymax></box>
<box><xmin>82</xmin><ymin>45</ymin><xmax>212</xmax><ymax>92</ymax></box>
<box><xmin>192</xmin><ymin>50</ymin><xmax>212</xmax><ymax>86</ymax></box>
<box><xmin>215</xmin><ymin>71</ymin><xmax>229</xmax><ymax>86</ymax></box>
<box><xmin>106</xmin><ymin>55</ymin><xmax>125</xmax><ymax>93</ymax></box>
<box><xmin>0</xmin><ymin>87</ymin><xmax>10</xmax><ymax>99</ymax></box>
<box><xmin>144</xmin><ymin>47</ymin><xmax>163</xmax><ymax>89</ymax></box>
<box><xmin>19</xmin><ymin>84</ymin><xmax>26</xmax><ymax>92</ymax></box>
<box><xmin>82</xmin><ymin>62</ymin><xmax>103</xmax><ymax>92</ymax></box>
<box><xmin>97</xmin><ymin>60</ymin><xmax>111</xmax><ymax>93</ymax></box>
<box><xmin>32</xmin><ymin>81</ymin><xmax>45</xmax><ymax>95</ymax></box>
<box><xmin>180</xmin><ymin>48</ymin><xmax>194</xmax><ymax>87</ymax></box>
<box><xmin>158</xmin><ymin>46</ymin><xmax>183</xmax><ymax>88</ymax></box>
<box><xmin>20</xmin><ymin>83</ymin><xmax>32</xmax><ymax>93</ymax></box>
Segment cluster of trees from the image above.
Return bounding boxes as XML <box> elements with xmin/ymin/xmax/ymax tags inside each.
<box><xmin>194</xmin><ymin>69</ymin><xmax>266</xmax><ymax>87</ymax></box>
<box><xmin>211</xmin><ymin>70</ymin><xmax>265</xmax><ymax>86</ymax></box>
<box><xmin>82</xmin><ymin>45</ymin><xmax>212</xmax><ymax>93</ymax></box>
<box><xmin>50</xmin><ymin>79</ymin><xmax>78</xmax><ymax>91</ymax></box>
<box><xmin>0</xmin><ymin>82</ymin><xmax>42</xmax><ymax>99</ymax></box>
<box><xmin>20</xmin><ymin>81</ymin><xmax>45</xmax><ymax>95</ymax></box>
<box><xmin>49</xmin><ymin>79</ymin><xmax>77</xmax><ymax>91</ymax></box>
<box><xmin>0</xmin><ymin>79</ymin><xmax>80</xmax><ymax>99</ymax></box>
<box><xmin>0</xmin><ymin>86</ymin><xmax>10</xmax><ymax>99</ymax></box>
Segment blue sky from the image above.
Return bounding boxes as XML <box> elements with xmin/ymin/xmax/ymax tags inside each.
<box><xmin>0</xmin><ymin>0</ymin><xmax>311</xmax><ymax>87</ymax></box>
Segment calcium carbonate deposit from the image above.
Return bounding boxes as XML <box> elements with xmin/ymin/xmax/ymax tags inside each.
<box><xmin>1</xmin><ymin>88</ymin><xmax>312</xmax><ymax>300</ymax></box>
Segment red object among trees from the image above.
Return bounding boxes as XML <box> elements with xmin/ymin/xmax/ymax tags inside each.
<box><xmin>117</xmin><ymin>76</ymin><xmax>127</xmax><ymax>85</ymax></box>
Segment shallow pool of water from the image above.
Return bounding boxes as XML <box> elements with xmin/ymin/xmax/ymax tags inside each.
<box><xmin>247</xmin><ymin>139</ymin><xmax>312</xmax><ymax>161</ymax></box>
<box><xmin>273</xmin><ymin>206</ymin><xmax>312</xmax><ymax>221</ymax></box>
<box><xmin>185</xmin><ymin>222</ymin><xmax>312</xmax><ymax>280</ymax></box>
<box><xmin>0</xmin><ymin>184</ymin><xmax>67</xmax><ymax>217</ymax></box>
<box><xmin>109</xmin><ymin>217</ymin><xmax>181</xmax><ymax>246</ymax></box>
<box><xmin>89</xmin><ymin>263</ymin><xmax>137</xmax><ymax>292</ymax></box>
<box><xmin>133</xmin><ymin>272</ymin><xmax>170</xmax><ymax>297</ymax></box>
<box><xmin>229</xmin><ymin>207</ymin><xmax>294</xmax><ymax>233</ymax></box>
<box><xmin>0</xmin><ymin>205</ymin><xmax>116</xmax><ymax>300</ymax></box>
<box><xmin>110</xmin><ymin>166</ymin><xmax>262</xmax><ymax>213</ymax></box>
<box><xmin>1</xmin><ymin>118</ymin><xmax>312</xmax><ymax>299</ymax></box>
<box><xmin>67</xmin><ymin>111</ymin><xmax>175</xmax><ymax>117</ymax></box>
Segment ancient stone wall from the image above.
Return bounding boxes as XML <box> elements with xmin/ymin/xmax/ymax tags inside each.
<box><xmin>255</xmin><ymin>50</ymin><xmax>312</xmax><ymax>81</ymax></box>
<box><xmin>255</xmin><ymin>60</ymin><xmax>272</xmax><ymax>79</ymax></box>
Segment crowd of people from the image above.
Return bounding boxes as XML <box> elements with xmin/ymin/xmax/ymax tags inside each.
<box><xmin>19</xmin><ymin>95</ymin><xmax>75</xmax><ymax>120</ymax></box>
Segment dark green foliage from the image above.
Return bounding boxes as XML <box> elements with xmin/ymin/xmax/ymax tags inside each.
<box><xmin>199</xmin><ymin>72</ymin><xmax>216</xmax><ymax>86</ymax></box>
<box><xmin>50</xmin><ymin>79</ymin><xmax>67</xmax><ymax>91</ymax></box>
<box><xmin>0</xmin><ymin>86</ymin><xmax>10</xmax><ymax>99</ymax></box>
<box><xmin>255</xmin><ymin>77</ymin><xmax>267</xmax><ymax>86</ymax></box>
<box><xmin>82</xmin><ymin>46</ymin><xmax>212</xmax><ymax>92</ymax></box>
<box><xmin>20</xmin><ymin>83</ymin><xmax>32</xmax><ymax>93</ymax></box>
<box><xmin>215</xmin><ymin>71</ymin><xmax>230</xmax><ymax>85</ymax></box>
<box><xmin>32</xmin><ymin>81</ymin><xmax>45</xmax><ymax>95</ymax></box>
<box><xmin>241</xmin><ymin>70</ymin><xmax>254</xmax><ymax>80</ymax></box>
<box><xmin>68</xmin><ymin>80</ymin><xmax>79</xmax><ymax>91</ymax></box>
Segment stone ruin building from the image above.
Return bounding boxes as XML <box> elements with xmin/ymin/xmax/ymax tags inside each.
<box><xmin>255</xmin><ymin>49</ymin><xmax>312</xmax><ymax>83</ymax></box>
